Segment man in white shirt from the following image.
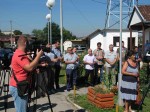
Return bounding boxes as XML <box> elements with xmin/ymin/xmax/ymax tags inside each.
<box><xmin>83</xmin><ymin>49</ymin><xmax>96</xmax><ymax>86</ymax></box>
<box><xmin>104</xmin><ymin>44</ymin><xmax>117</xmax><ymax>87</ymax></box>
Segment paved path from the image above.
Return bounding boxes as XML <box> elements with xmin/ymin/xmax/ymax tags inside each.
<box><xmin>0</xmin><ymin>84</ymin><xmax>88</xmax><ymax>112</ymax></box>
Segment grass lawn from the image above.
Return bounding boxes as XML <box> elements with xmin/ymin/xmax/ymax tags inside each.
<box><xmin>59</xmin><ymin>52</ymin><xmax>150</xmax><ymax>112</ymax></box>
<box><xmin>68</xmin><ymin>92</ymin><xmax>150</xmax><ymax>112</ymax></box>
<box><xmin>69</xmin><ymin>94</ymin><xmax>123</xmax><ymax>112</ymax></box>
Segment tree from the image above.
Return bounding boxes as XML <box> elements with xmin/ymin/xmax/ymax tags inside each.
<box><xmin>32</xmin><ymin>22</ymin><xmax>77</xmax><ymax>44</ymax></box>
<box><xmin>32</xmin><ymin>29</ymin><xmax>45</xmax><ymax>42</ymax></box>
<box><xmin>0</xmin><ymin>29</ymin><xmax>5</xmax><ymax>36</ymax></box>
<box><xmin>43</xmin><ymin>22</ymin><xmax>77</xmax><ymax>43</ymax></box>
<box><xmin>13</xmin><ymin>30</ymin><xmax>22</xmax><ymax>35</ymax></box>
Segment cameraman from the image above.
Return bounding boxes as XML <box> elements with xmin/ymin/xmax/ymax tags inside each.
<box><xmin>9</xmin><ymin>36</ymin><xmax>43</xmax><ymax>112</ymax></box>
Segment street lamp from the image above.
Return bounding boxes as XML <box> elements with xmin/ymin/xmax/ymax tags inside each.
<box><xmin>60</xmin><ymin>0</ymin><xmax>63</xmax><ymax>53</ymax></box>
<box><xmin>46</xmin><ymin>14</ymin><xmax>51</xmax><ymax>44</ymax></box>
<box><xmin>46</xmin><ymin>0</ymin><xmax>55</xmax><ymax>44</ymax></box>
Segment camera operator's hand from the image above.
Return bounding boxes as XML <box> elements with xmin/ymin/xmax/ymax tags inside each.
<box><xmin>36</xmin><ymin>49</ymin><xmax>43</xmax><ymax>57</ymax></box>
<box><xmin>23</xmin><ymin>49</ymin><xmax>44</xmax><ymax>72</ymax></box>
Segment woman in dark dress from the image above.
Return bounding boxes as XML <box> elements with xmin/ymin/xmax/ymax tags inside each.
<box><xmin>121</xmin><ymin>50</ymin><xmax>139</xmax><ymax>112</ymax></box>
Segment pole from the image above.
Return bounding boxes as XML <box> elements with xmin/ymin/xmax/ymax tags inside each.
<box><xmin>108</xmin><ymin>0</ymin><xmax>111</xmax><ymax>28</ymax></box>
<box><xmin>10</xmin><ymin>20</ymin><xmax>12</xmax><ymax>46</ymax></box>
<box><xmin>50</xmin><ymin>8</ymin><xmax>52</xmax><ymax>44</ymax></box>
<box><xmin>60</xmin><ymin>0</ymin><xmax>63</xmax><ymax>53</ymax></box>
<box><xmin>48</xmin><ymin>20</ymin><xmax>50</xmax><ymax>44</ymax></box>
<box><xmin>118</xmin><ymin>0</ymin><xmax>123</xmax><ymax>106</ymax></box>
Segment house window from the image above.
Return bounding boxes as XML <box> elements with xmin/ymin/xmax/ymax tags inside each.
<box><xmin>113</xmin><ymin>36</ymin><xmax>120</xmax><ymax>47</ymax></box>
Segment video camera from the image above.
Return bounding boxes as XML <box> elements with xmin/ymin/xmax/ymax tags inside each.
<box><xmin>37</xmin><ymin>54</ymin><xmax>51</xmax><ymax>73</ymax></box>
<box><xmin>26</xmin><ymin>39</ymin><xmax>49</xmax><ymax>53</ymax></box>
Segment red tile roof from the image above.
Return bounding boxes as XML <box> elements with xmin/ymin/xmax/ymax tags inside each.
<box><xmin>138</xmin><ymin>5</ymin><xmax>150</xmax><ymax>21</ymax></box>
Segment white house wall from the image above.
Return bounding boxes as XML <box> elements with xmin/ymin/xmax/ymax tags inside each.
<box><xmin>90</xmin><ymin>31</ymin><xmax>138</xmax><ymax>52</ymax></box>
<box><xmin>90</xmin><ymin>34</ymin><xmax>104</xmax><ymax>51</ymax></box>
<box><xmin>130</xmin><ymin>10</ymin><xmax>142</xmax><ymax>26</ymax></box>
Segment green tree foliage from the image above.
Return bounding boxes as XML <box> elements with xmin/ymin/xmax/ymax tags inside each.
<box><xmin>63</xmin><ymin>28</ymin><xmax>76</xmax><ymax>40</ymax></box>
<box><xmin>43</xmin><ymin>22</ymin><xmax>60</xmax><ymax>43</ymax></box>
<box><xmin>32</xmin><ymin>29</ymin><xmax>45</xmax><ymax>42</ymax></box>
<box><xmin>13</xmin><ymin>30</ymin><xmax>22</xmax><ymax>35</ymax></box>
<box><xmin>32</xmin><ymin>22</ymin><xmax>77</xmax><ymax>44</ymax></box>
<box><xmin>43</xmin><ymin>22</ymin><xmax>77</xmax><ymax>43</ymax></box>
<box><xmin>0</xmin><ymin>29</ymin><xmax>5</xmax><ymax>36</ymax></box>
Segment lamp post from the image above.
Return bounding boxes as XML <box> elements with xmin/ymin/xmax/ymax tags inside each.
<box><xmin>10</xmin><ymin>20</ymin><xmax>12</xmax><ymax>46</ymax></box>
<box><xmin>118</xmin><ymin>0</ymin><xmax>123</xmax><ymax>106</ymax></box>
<box><xmin>60</xmin><ymin>0</ymin><xmax>63</xmax><ymax>53</ymax></box>
<box><xmin>46</xmin><ymin>0</ymin><xmax>55</xmax><ymax>44</ymax></box>
<box><xmin>46</xmin><ymin>14</ymin><xmax>51</xmax><ymax>44</ymax></box>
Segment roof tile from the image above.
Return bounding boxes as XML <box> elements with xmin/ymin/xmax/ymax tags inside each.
<box><xmin>138</xmin><ymin>5</ymin><xmax>150</xmax><ymax>21</ymax></box>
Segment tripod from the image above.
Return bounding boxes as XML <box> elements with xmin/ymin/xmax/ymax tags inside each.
<box><xmin>28</xmin><ymin>69</ymin><xmax>53</xmax><ymax>112</ymax></box>
<box><xmin>0</xmin><ymin>67</ymin><xmax>11</xmax><ymax>112</ymax></box>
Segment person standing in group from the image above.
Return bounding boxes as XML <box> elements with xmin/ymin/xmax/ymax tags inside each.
<box><xmin>117</xmin><ymin>41</ymin><xmax>128</xmax><ymax>65</ymax></box>
<box><xmin>116</xmin><ymin>41</ymin><xmax>128</xmax><ymax>85</ymax></box>
<box><xmin>83</xmin><ymin>48</ymin><xmax>96</xmax><ymax>86</ymax></box>
<box><xmin>45</xmin><ymin>44</ymin><xmax>58</xmax><ymax>93</ymax></box>
<box><xmin>72</xmin><ymin>47</ymin><xmax>80</xmax><ymax>65</ymax></box>
<box><xmin>64</xmin><ymin>47</ymin><xmax>78</xmax><ymax>91</ymax></box>
<box><xmin>52</xmin><ymin>41</ymin><xmax>63</xmax><ymax>89</ymax></box>
<box><xmin>93</xmin><ymin>42</ymin><xmax>104</xmax><ymax>84</ymax></box>
<box><xmin>121</xmin><ymin>50</ymin><xmax>139</xmax><ymax>112</ymax></box>
<box><xmin>134</xmin><ymin>46</ymin><xmax>142</xmax><ymax>70</ymax></box>
<box><xmin>9</xmin><ymin>36</ymin><xmax>43</xmax><ymax>112</ymax></box>
<box><xmin>104</xmin><ymin>44</ymin><xmax>118</xmax><ymax>87</ymax></box>
<box><xmin>72</xmin><ymin>47</ymin><xmax>80</xmax><ymax>80</ymax></box>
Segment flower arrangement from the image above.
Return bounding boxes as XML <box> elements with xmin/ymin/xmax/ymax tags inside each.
<box><xmin>110</xmin><ymin>86</ymin><xmax>118</xmax><ymax>95</ymax></box>
<box><xmin>93</xmin><ymin>84</ymin><xmax>110</xmax><ymax>94</ymax></box>
<box><xmin>87</xmin><ymin>84</ymin><xmax>115</xmax><ymax>108</ymax></box>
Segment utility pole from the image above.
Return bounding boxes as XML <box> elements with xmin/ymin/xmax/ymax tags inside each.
<box><xmin>105</xmin><ymin>0</ymin><xmax>135</xmax><ymax>29</ymax></box>
<box><xmin>118</xmin><ymin>0</ymin><xmax>123</xmax><ymax>106</ymax></box>
<box><xmin>136</xmin><ymin>0</ymin><xmax>138</xmax><ymax>6</ymax></box>
<box><xmin>10</xmin><ymin>20</ymin><xmax>12</xmax><ymax>46</ymax></box>
<box><xmin>60</xmin><ymin>0</ymin><xmax>63</xmax><ymax>53</ymax></box>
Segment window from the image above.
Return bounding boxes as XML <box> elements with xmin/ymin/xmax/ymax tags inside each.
<box><xmin>113</xmin><ymin>36</ymin><xmax>120</xmax><ymax>47</ymax></box>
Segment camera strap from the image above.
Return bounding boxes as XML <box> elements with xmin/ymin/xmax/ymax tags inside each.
<box><xmin>11</xmin><ymin>69</ymin><xmax>19</xmax><ymax>83</ymax></box>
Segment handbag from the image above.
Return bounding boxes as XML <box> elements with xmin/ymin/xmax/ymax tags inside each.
<box><xmin>12</xmin><ymin>70</ymin><xmax>29</xmax><ymax>97</ymax></box>
<box><xmin>135</xmin><ymin>90</ymin><xmax>142</xmax><ymax>105</ymax></box>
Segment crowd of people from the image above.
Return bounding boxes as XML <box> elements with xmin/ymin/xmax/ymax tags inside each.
<box><xmin>8</xmin><ymin>35</ymin><xmax>144</xmax><ymax>112</ymax></box>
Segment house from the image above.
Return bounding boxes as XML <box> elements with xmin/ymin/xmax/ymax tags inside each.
<box><xmin>83</xmin><ymin>29</ymin><xmax>138</xmax><ymax>52</ymax></box>
<box><xmin>1</xmin><ymin>31</ymin><xmax>14</xmax><ymax>35</ymax></box>
<box><xmin>128</xmin><ymin>5</ymin><xmax>150</xmax><ymax>52</ymax></box>
<box><xmin>70</xmin><ymin>39</ymin><xmax>86</xmax><ymax>51</ymax></box>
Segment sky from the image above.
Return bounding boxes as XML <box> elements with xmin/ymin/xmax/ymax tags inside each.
<box><xmin>0</xmin><ymin>0</ymin><xmax>150</xmax><ymax>37</ymax></box>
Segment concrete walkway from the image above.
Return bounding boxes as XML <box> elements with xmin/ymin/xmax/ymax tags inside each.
<box><xmin>0</xmin><ymin>84</ymin><xmax>88</xmax><ymax>112</ymax></box>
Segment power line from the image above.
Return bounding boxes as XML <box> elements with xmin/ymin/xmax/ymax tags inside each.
<box><xmin>70</xmin><ymin>0</ymin><xmax>96</xmax><ymax>30</ymax></box>
<box><xmin>91</xmin><ymin>0</ymin><xmax>107</xmax><ymax>4</ymax></box>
